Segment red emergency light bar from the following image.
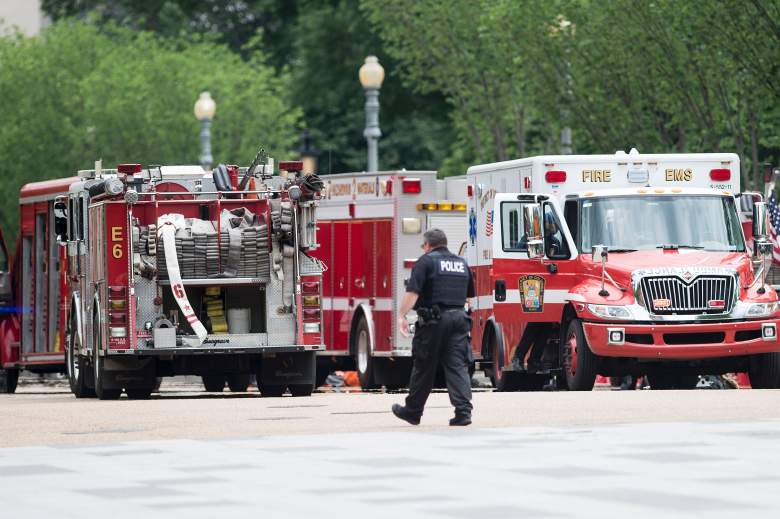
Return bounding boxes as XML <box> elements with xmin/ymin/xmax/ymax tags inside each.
<box><xmin>402</xmin><ymin>178</ymin><xmax>422</xmax><ymax>194</ymax></box>
<box><xmin>709</xmin><ymin>168</ymin><xmax>731</xmax><ymax>181</ymax></box>
<box><xmin>279</xmin><ymin>161</ymin><xmax>304</xmax><ymax>172</ymax></box>
<box><xmin>545</xmin><ymin>170</ymin><xmax>567</xmax><ymax>183</ymax></box>
<box><xmin>117</xmin><ymin>163</ymin><xmax>142</xmax><ymax>174</ymax></box>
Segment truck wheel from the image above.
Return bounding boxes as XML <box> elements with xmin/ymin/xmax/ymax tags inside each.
<box><xmin>355</xmin><ymin>317</ymin><xmax>377</xmax><ymax>389</ymax></box>
<box><xmin>258</xmin><ymin>383</ymin><xmax>286</xmax><ymax>397</ymax></box>
<box><xmin>748</xmin><ymin>352</ymin><xmax>780</xmax><ymax>389</ymax></box>
<box><xmin>66</xmin><ymin>325</ymin><xmax>94</xmax><ymax>398</ymax></box>
<box><xmin>647</xmin><ymin>373</ymin><xmax>698</xmax><ymax>390</ymax></box>
<box><xmin>202</xmin><ymin>375</ymin><xmax>225</xmax><ymax>392</ymax></box>
<box><xmin>125</xmin><ymin>387</ymin><xmax>154</xmax><ymax>400</ymax></box>
<box><xmin>93</xmin><ymin>318</ymin><xmax>121</xmax><ymax>400</ymax></box>
<box><xmin>488</xmin><ymin>327</ymin><xmax>520</xmax><ymax>392</ymax></box>
<box><xmin>289</xmin><ymin>384</ymin><xmax>313</xmax><ymax>397</ymax></box>
<box><xmin>561</xmin><ymin>319</ymin><xmax>598</xmax><ymax>391</ymax></box>
<box><xmin>227</xmin><ymin>374</ymin><xmax>250</xmax><ymax>392</ymax></box>
<box><xmin>0</xmin><ymin>368</ymin><xmax>19</xmax><ymax>394</ymax></box>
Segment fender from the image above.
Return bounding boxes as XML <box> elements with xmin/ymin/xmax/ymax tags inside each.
<box><xmin>70</xmin><ymin>291</ymin><xmax>85</xmax><ymax>356</ymax></box>
<box><xmin>353</xmin><ymin>303</ymin><xmax>376</xmax><ymax>356</ymax></box>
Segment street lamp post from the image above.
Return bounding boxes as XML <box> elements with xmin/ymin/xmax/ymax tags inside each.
<box><xmin>359</xmin><ymin>56</ymin><xmax>385</xmax><ymax>172</ymax></box>
<box><xmin>194</xmin><ymin>91</ymin><xmax>216</xmax><ymax>170</ymax></box>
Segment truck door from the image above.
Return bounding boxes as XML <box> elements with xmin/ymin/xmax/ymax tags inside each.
<box><xmin>490</xmin><ymin>193</ymin><xmax>578</xmax><ymax>363</ymax></box>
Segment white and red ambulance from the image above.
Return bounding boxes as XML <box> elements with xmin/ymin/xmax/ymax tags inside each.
<box><xmin>313</xmin><ymin>171</ymin><xmax>467</xmax><ymax>388</ymax></box>
<box><xmin>467</xmin><ymin>149</ymin><xmax>780</xmax><ymax>390</ymax></box>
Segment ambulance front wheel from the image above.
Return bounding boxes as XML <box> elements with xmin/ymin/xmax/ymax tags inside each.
<box><xmin>561</xmin><ymin>319</ymin><xmax>598</xmax><ymax>391</ymax></box>
<box><xmin>748</xmin><ymin>352</ymin><xmax>780</xmax><ymax>389</ymax></box>
<box><xmin>355</xmin><ymin>317</ymin><xmax>377</xmax><ymax>389</ymax></box>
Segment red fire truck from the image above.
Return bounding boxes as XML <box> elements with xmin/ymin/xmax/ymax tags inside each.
<box><xmin>467</xmin><ymin>150</ymin><xmax>780</xmax><ymax>390</ymax></box>
<box><xmin>1</xmin><ymin>154</ymin><xmax>325</xmax><ymax>398</ymax></box>
<box><xmin>0</xmin><ymin>178</ymin><xmax>74</xmax><ymax>393</ymax></box>
<box><xmin>313</xmin><ymin>171</ymin><xmax>467</xmax><ymax>388</ymax></box>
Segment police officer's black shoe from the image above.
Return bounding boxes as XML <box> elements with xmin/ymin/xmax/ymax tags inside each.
<box><xmin>392</xmin><ymin>404</ymin><xmax>420</xmax><ymax>425</ymax></box>
<box><xmin>449</xmin><ymin>414</ymin><xmax>472</xmax><ymax>426</ymax></box>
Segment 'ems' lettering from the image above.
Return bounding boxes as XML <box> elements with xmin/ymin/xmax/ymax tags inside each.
<box><xmin>440</xmin><ymin>260</ymin><xmax>465</xmax><ymax>273</ymax></box>
<box><xmin>665</xmin><ymin>168</ymin><xmax>693</xmax><ymax>181</ymax></box>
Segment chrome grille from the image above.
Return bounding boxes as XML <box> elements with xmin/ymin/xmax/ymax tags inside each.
<box><xmin>641</xmin><ymin>276</ymin><xmax>735</xmax><ymax>315</ymax></box>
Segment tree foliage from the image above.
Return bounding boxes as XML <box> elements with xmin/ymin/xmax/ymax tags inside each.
<box><xmin>362</xmin><ymin>0</ymin><xmax>780</xmax><ymax>186</ymax></box>
<box><xmin>0</xmin><ymin>20</ymin><xmax>300</xmax><ymax>240</ymax></box>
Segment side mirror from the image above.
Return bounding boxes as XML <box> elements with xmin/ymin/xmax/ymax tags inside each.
<box><xmin>591</xmin><ymin>244</ymin><xmax>608</xmax><ymax>263</ymax></box>
<box><xmin>522</xmin><ymin>204</ymin><xmax>543</xmax><ymax>260</ymax></box>
<box><xmin>54</xmin><ymin>201</ymin><xmax>68</xmax><ymax>241</ymax></box>
<box><xmin>753</xmin><ymin>201</ymin><xmax>768</xmax><ymax>239</ymax></box>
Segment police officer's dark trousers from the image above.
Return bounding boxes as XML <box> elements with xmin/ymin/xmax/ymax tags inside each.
<box><xmin>405</xmin><ymin>309</ymin><xmax>473</xmax><ymax>419</ymax></box>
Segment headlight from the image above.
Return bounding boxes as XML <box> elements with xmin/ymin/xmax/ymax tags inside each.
<box><xmin>747</xmin><ymin>302</ymin><xmax>779</xmax><ymax>317</ymax></box>
<box><xmin>587</xmin><ymin>304</ymin><xmax>633</xmax><ymax>320</ymax></box>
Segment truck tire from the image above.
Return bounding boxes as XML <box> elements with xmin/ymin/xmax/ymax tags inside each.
<box><xmin>125</xmin><ymin>387</ymin><xmax>154</xmax><ymax>400</ymax></box>
<box><xmin>487</xmin><ymin>325</ymin><xmax>520</xmax><ymax>392</ymax></box>
<box><xmin>258</xmin><ymin>383</ymin><xmax>286</xmax><ymax>397</ymax></box>
<box><xmin>289</xmin><ymin>384</ymin><xmax>313</xmax><ymax>397</ymax></box>
<box><xmin>561</xmin><ymin>319</ymin><xmax>598</xmax><ymax>391</ymax></box>
<box><xmin>93</xmin><ymin>317</ymin><xmax>121</xmax><ymax>400</ymax></box>
<box><xmin>202</xmin><ymin>375</ymin><xmax>225</xmax><ymax>392</ymax></box>
<box><xmin>227</xmin><ymin>374</ymin><xmax>250</xmax><ymax>392</ymax></box>
<box><xmin>66</xmin><ymin>323</ymin><xmax>94</xmax><ymax>398</ymax></box>
<box><xmin>355</xmin><ymin>317</ymin><xmax>378</xmax><ymax>389</ymax></box>
<box><xmin>647</xmin><ymin>373</ymin><xmax>698</xmax><ymax>390</ymax></box>
<box><xmin>0</xmin><ymin>368</ymin><xmax>19</xmax><ymax>394</ymax></box>
<box><xmin>748</xmin><ymin>352</ymin><xmax>780</xmax><ymax>389</ymax></box>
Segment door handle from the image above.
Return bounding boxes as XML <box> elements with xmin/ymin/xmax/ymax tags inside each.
<box><xmin>354</xmin><ymin>277</ymin><xmax>365</xmax><ymax>289</ymax></box>
<box><xmin>494</xmin><ymin>279</ymin><xmax>506</xmax><ymax>302</ymax></box>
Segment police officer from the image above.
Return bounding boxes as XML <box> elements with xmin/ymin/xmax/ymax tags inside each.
<box><xmin>392</xmin><ymin>228</ymin><xmax>475</xmax><ymax>426</ymax></box>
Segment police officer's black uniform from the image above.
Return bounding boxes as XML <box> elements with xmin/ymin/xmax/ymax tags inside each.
<box><xmin>398</xmin><ymin>246</ymin><xmax>475</xmax><ymax>424</ymax></box>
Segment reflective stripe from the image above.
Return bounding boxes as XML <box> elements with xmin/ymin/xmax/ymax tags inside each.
<box><xmin>476</xmin><ymin>289</ymin><xmax>575</xmax><ymax>309</ymax></box>
<box><xmin>322</xmin><ymin>297</ymin><xmax>394</xmax><ymax>312</ymax></box>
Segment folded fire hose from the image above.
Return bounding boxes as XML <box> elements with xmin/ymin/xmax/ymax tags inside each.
<box><xmin>157</xmin><ymin>214</ymin><xmax>209</xmax><ymax>345</ymax></box>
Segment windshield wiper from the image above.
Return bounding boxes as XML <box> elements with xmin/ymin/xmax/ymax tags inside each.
<box><xmin>656</xmin><ymin>244</ymin><xmax>704</xmax><ymax>250</ymax></box>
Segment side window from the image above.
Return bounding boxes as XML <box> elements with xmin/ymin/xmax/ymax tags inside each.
<box><xmin>543</xmin><ymin>203</ymin><xmax>570</xmax><ymax>259</ymax></box>
<box><xmin>501</xmin><ymin>201</ymin><xmax>534</xmax><ymax>252</ymax></box>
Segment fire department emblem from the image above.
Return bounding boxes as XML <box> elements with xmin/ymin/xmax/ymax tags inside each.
<box><xmin>519</xmin><ymin>275</ymin><xmax>545</xmax><ymax>313</ymax></box>
<box><xmin>681</xmin><ymin>270</ymin><xmax>694</xmax><ymax>282</ymax></box>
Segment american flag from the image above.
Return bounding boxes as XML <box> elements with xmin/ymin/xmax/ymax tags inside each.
<box><xmin>767</xmin><ymin>192</ymin><xmax>780</xmax><ymax>264</ymax></box>
<box><xmin>486</xmin><ymin>210</ymin><xmax>494</xmax><ymax>237</ymax></box>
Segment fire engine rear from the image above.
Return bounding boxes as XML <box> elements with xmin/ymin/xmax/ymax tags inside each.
<box><xmin>312</xmin><ymin>171</ymin><xmax>467</xmax><ymax>388</ymax></box>
<box><xmin>468</xmin><ymin>150</ymin><xmax>780</xmax><ymax>391</ymax></box>
<box><xmin>60</xmin><ymin>153</ymin><xmax>324</xmax><ymax>399</ymax></box>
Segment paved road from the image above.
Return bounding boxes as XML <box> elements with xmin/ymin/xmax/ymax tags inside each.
<box><xmin>1</xmin><ymin>385</ymin><xmax>779</xmax><ymax>517</ymax></box>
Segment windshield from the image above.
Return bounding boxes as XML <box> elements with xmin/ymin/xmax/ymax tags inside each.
<box><xmin>580</xmin><ymin>195</ymin><xmax>745</xmax><ymax>252</ymax></box>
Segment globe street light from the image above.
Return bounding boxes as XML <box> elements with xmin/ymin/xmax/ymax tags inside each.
<box><xmin>359</xmin><ymin>56</ymin><xmax>385</xmax><ymax>172</ymax></box>
<box><xmin>194</xmin><ymin>91</ymin><xmax>216</xmax><ymax>170</ymax></box>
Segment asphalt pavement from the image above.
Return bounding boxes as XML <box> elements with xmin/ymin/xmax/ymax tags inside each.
<box><xmin>1</xmin><ymin>382</ymin><xmax>779</xmax><ymax>518</ymax></box>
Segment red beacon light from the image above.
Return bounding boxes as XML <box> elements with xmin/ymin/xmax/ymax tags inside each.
<box><xmin>545</xmin><ymin>170</ymin><xmax>567</xmax><ymax>183</ymax></box>
<box><xmin>467</xmin><ymin>184</ymin><xmax>474</xmax><ymax>197</ymax></box>
<box><xmin>279</xmin><ymin>161</ymin><xmax>304</xmax><ymax>172</ymax></box>
<box><xmin>710</xmin><ymin>168</ymin><xmax>731</xmax><ymax>181</ymax></box>
<box><xmin>117</xmin><ymin>163</ymin><xmax>142</xmax><ymax>174</ymax></box>
<box><xmin>402</xmin><ymin>178</ymin><xmax>422</xmax><ymax>194</ymax></box>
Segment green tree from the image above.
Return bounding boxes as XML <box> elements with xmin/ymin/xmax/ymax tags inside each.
<box><xmin>0</xmin><ymin>20</ymin><xmax>300</xmax><ymax>242</ymax></box>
